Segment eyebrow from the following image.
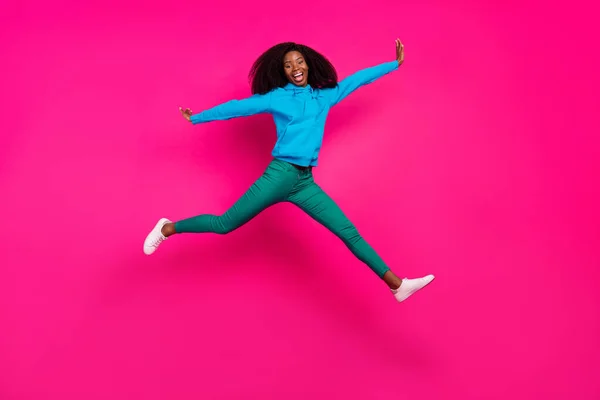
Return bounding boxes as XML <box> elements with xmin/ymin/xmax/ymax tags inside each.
<box><xmin>284</xmin><ymin>57</ymin><xmax>304</xmax><ymax>64</ymax></box>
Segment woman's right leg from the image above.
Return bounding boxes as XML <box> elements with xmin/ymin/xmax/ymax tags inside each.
<box><xmin>172</xmin><ymin>173</ymin><xmax>287</xmax><ymax>235</ymax></box>
<box><xmin>143</xmin><ymin>160</ymin><xmax>296</xmax><ymax>255</ymax></box>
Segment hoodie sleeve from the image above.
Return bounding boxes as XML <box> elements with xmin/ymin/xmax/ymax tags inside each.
<box><xmin>190</xmin><ymin>91</ymin><xmax>273</xmax><ymax>124</ymax></box>
<box><xmin>326</xmin><ymin>60</ymin><xmax>399</xmax><ymax>106</ymax></box>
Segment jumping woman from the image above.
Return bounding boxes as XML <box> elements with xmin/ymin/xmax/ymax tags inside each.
<box><xmin>143</xmin><ymin>38</ymin><xmax>434</xmax><ymax>303</ymax></box>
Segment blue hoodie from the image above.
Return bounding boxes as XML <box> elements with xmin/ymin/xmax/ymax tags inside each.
<box><xmin>190</xmin><ymin>60</ymin><xmax>399</xmax><ymax>167</ymax></box>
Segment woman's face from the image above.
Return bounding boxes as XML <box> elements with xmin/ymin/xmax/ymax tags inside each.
<box><xmin>283</xmin><ymin>50</ymin><xmax>309</xmax><ymax>87</ymax></box>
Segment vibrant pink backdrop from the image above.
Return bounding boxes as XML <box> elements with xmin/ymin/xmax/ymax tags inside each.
<box><xmin>1</xmin><ymin>0</ymin><xmax>598</xmax><ymax>399</ymax></box>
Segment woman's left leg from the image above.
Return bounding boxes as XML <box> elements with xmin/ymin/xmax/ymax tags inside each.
<box><xmin>286</xmin><ymin>172</ymin><xmax>434</xmax><ymax>302</ymax></box>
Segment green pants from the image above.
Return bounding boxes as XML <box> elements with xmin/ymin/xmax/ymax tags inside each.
<box><xmin>174</xmin><ymin>159</ymin><xmax>390</xmax><ymax>278</ymax></box>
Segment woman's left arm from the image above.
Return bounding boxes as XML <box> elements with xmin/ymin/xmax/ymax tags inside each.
<box><xmin>327</xmin><ymin>39</ymin><xmax>405</xmax><ymax>106</ymax></box>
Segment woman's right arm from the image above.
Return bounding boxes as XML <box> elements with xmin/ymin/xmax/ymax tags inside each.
<box><xmin>181</xmin><ymin>91</ymin><xmax>273</xmax><ymax>124</ymax></box>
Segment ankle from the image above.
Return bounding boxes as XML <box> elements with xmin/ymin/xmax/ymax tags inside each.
<box><xmin>383</xmin><ymin>270</ymin><xmax>402</xmax><ymax>290</ymax></box>
<box><xmin>161</xmin><ymin>222</ymin><xmax>176</xmax><ymax>237</ymax></box>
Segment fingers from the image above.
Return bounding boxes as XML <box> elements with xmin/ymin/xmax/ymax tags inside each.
<box><xmin>397</xmin><ymin>38</ymin><xmax>403</xmax><ymax>51</ymax></box>
<box><xmin>395</xmin><ymin>38</ymin><xmax>403</xmax><ymax>57</ymax></box>
<box><xmin>396</xmin><ymin>38</ymin><xmax>404</xmax><ymax>62</ymax></box>
<box><xmin>395</xmin><ymin>38</ymin><xmax>405</xmax><ymax>65</ymax></box>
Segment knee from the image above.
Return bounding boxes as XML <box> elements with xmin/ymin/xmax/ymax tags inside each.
<box><xmin>213</xmin><ymin>215</ymin><xmax>238</xmax><ymax>235</ymax></box>
<box><xmin>214</xmin><ymin>226</ymin><xmax>232</xmax><ymax>235</ymax></box>
<box><xmin>338</xmin><ymin>224</ymin><xmax>362</xmax><ymax>245</ymax></box>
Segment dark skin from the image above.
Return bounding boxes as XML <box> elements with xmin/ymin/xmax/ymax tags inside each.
<box><xmin>283</xmin><ymin>50</ymin><xmax>309</xmax><ymax>86</ymax></box>
<box><xmin>172</xmin><ymin>39</ymin><xmax>406</xmax><ymax>289</ymax></box>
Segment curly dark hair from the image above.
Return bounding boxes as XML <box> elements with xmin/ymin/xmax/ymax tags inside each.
<box><xmin>248</xmin><ymin>42</ymin><xmax>338</xmax><ymax>95</ymax></box>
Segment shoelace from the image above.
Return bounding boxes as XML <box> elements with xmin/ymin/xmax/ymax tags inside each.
<box><xmin>150</xmin><ymin>234</ymin><xmax>165</xmax><ymax>247</ymax></box>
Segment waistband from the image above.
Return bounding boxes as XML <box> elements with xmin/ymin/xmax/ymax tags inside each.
<box><xmin>290</xmin><ymin>163</ymin><xmax>312</xmax><ymax>171</ymax></box>
<box><xmin>272</xmin><ymin>158</ymin><xmax>313</xmax><ymax>171</ymax></box>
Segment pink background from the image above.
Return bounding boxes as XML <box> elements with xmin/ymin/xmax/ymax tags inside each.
<box><xmin>1</xmin><ymin>0</ymin><xmax>599</xmax><ymax>399</ymax></box>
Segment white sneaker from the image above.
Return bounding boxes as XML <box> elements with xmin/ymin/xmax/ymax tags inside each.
<box><xmin>143</xmin><ymin>218</ymin><xmax>171</xmax><ymax>255</ymax></box>
<box><xmin>392</xmin><ymin>274</ymin><xmax>435</xmax><ymax>302</ymax></box>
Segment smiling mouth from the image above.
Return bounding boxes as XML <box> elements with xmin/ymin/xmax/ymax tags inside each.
<box><xmin>292</xmin><ymin>72</ymin><xmax>304</xmax><ymax>82</ymax></box>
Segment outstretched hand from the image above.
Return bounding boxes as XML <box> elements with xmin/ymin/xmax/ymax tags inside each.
<box><xmin>395</xmin><ymin>38</ymin><xmax>405</xmax><ymax>65</ymax></box>
<box><xmin>179</xmin><ymin>106</ymin><xmax>193</xmax><ymax>122</ymax></box>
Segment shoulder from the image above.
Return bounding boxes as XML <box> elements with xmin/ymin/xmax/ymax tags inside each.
<box><xmin>248</xmin><ymin>90</ymin><xmax>276</xmax><ymax>104</ymax></box>
<box><xmin>270</xmin><ymin>86</ymin><xmax>289</xmax><ymax>95</ymax></box>
<box><xmin>314</xmin><ymin>86</ymin><xmax>338</xmax><ymax>98</ymax></box>
<box><xmin>268</xmin><ymin>87</ymin><xmax>295</xmax><ymax>101</ymax></box>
